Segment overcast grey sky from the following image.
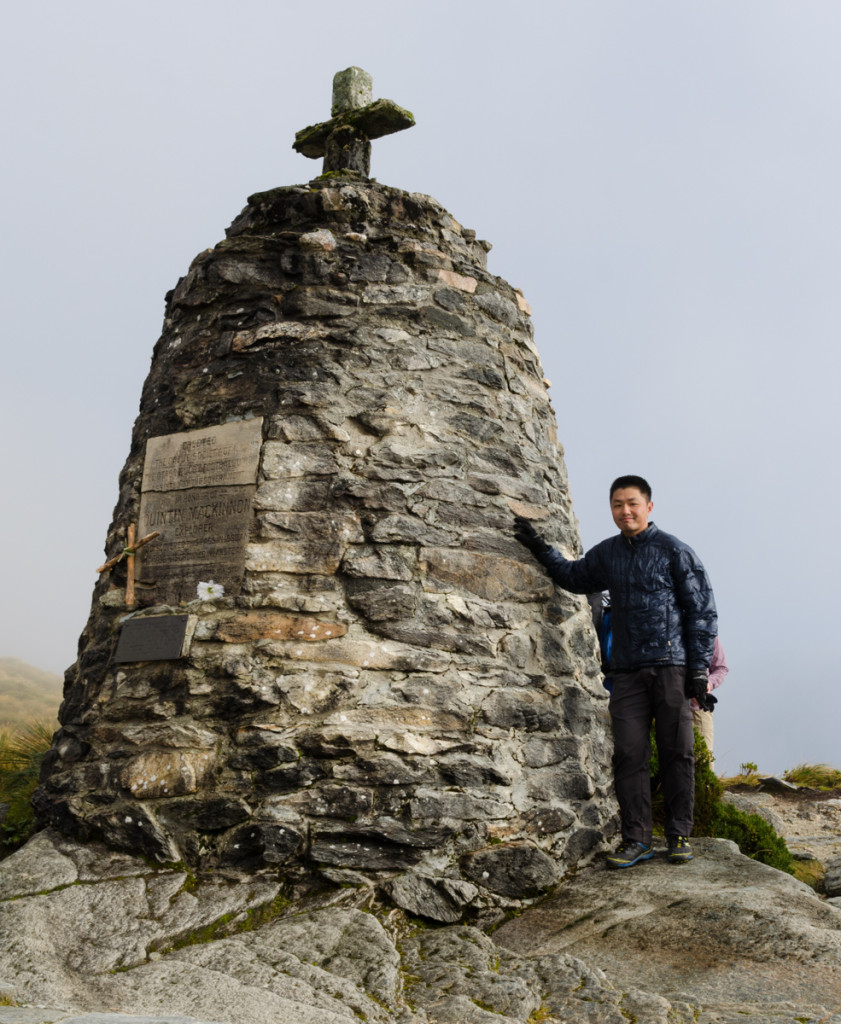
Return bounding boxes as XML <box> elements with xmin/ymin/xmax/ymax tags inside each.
<box><xmin>2</xmin><ymin>1</ymin><xmax>839</xmax><ymax>777</ymax></box>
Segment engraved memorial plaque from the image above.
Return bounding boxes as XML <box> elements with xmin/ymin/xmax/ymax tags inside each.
<box><xmin>136</xmin><ymin>419</ymin><xmax>263</xmax><ymax>604</ymax></box>
<box><xmin>114</xmin><ymin>614</ymin><xmax>194</xmax><ymax>663</ymax></box>
<box><xmin>142</xmin><ymin>420</ymin><xmax>264</xmax><ymax>492</ymax></box>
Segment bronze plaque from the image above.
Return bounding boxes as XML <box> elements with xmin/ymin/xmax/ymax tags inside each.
<box><xmin>114</xmin><ymin>615</ymin><xmax>193</xmax><ymax>663</ymax></box>
<box><xmin>136</xmin><ymin>419</ymin><xmax>263</xmax><ymax>604</ymax></box>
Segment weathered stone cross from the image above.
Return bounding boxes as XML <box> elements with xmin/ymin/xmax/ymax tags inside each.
<box><xmin>293</xmin><ymin>67</ymin><xmax>415</xmax><ymax>178</ymax></box>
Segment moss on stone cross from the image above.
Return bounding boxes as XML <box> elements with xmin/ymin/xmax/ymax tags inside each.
<box><xmin>293</xmin><ymin>67</ymin><xmax>415</xmax><ymax>177</ymax></box>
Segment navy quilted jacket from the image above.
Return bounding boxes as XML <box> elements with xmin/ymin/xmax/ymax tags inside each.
<box><xmin>541</xmin><ymin>523</ymin><xmax>717</xmax><ymax>672</ymax></box>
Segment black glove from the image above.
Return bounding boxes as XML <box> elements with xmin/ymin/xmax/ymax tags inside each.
<box><xmin>686</xmin><ymin>669</ymin><xmax>717</xmax><ymax>712</ymax></box>
<box><xmin>513</xmin><ymin>516</ymin><xmax>551</xmax><ymax>560</ymax></box>
<box><xmin>697</xmin><ymin>691</ymin><xmax>718</xmax><ymax>712</ymax></box>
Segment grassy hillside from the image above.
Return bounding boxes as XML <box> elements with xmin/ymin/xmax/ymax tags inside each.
<box><xmin>0</xmin><ymin>658</ymin><xmax>62</xmax><ymax>729</ymax></box>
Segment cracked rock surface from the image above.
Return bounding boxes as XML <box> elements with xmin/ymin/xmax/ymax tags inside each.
<box><xmin>2</xmin><ymin>832</ymin><xmax>841</xmax><ymax>1024</ymax></box>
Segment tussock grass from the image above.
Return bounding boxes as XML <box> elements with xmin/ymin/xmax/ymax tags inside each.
<box><xmin>720</xmin><ymin>761</ymin><xmax>841</xmax><ymax>790</ymax></box>
<box><xmin>719</xmin><ymin>772</ymin><xmax>762</xmax><ymax>788</ymax></box>
<box><xmin>783</xmin><ymin>763</ymin><xmax>841</xmax><ymax>789</ymax></box>
<box><xmin>0</xmin><ymin>720</ymin><xmax>54</xmax><ymax>770</ymax></box>
<box><xmin>0</xmin><ymin>720</ymin><xmax>54</xmax><ymax>854</ymax></box>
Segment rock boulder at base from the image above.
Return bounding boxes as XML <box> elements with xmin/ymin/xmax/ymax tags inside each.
<box><xmin>2</xmin><ymin>832</ymin><xmax>841</xmax><ymax>1024</ymax></box>
<box><xmin>494</xmin><ymin>837</ymin><xmax>841</xmax><ymax>1018</ymax></box>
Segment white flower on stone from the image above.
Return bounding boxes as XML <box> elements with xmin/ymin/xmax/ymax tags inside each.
<box><xmin>197</xmin><ymin>580</ymin><xmax>225</xmax><ymax>600</ymax></box>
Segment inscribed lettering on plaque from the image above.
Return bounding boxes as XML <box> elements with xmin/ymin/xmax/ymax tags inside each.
<box><xmin>136</xmin><ymin>419</ymin><xmax>263</xmax><ymax>604</ymax></box>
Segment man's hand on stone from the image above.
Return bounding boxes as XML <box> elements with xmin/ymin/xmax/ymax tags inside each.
<box><xmin>513</xmin><ymin>516</ymin><xmax>550</xmax><ymax>560</ymax></box>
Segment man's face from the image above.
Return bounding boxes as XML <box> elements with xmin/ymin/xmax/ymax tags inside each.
<box><xmin>611</xmin><ymin>487</ymin><xmax>653</xmax><ymax>537</ymax></box>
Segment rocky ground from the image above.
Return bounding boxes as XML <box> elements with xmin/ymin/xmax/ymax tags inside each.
<box><xmin>1</xmin><ymin>784</ymin><xmax>841</xmax><ymax>1024</ymax></box>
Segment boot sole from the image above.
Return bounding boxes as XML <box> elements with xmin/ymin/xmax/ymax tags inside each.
<box><xmin>607</xmin><ymin>851</ymin><xmax>655</xmax><ymax>869</ymax></box>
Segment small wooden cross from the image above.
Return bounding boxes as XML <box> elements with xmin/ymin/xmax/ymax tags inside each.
<box><xmin>96</xmin><ymin>525</ymin><xmax>160</xmax><ymax>609</ymax></box>
<box><xmin>293</xmin><ymin>67</ymin><xmax>415</xmax><ymax>177</ymax></box>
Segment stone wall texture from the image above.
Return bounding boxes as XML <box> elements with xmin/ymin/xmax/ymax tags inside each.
<box><xmin>35</xmin><ymin>177</ymin><xmax>618</xmax><ymax>917</ymax></box>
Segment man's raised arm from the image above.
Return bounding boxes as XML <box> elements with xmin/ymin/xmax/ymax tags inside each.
<box><xmin>513</xmin><ymin>516</ymin><xmax>607</xmax><ymax>594</ymax></box>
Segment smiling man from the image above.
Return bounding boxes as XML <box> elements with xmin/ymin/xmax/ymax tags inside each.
<box><xmin>514</xmin><ymin>475</ymin><xmax>717</xmax><ymax>868</ymax></box>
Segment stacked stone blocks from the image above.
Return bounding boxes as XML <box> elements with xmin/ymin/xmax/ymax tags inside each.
<box><xmin>36</xmin><ymin>178</ymin><xmax>617</xmax><ymax>918</ymax></box>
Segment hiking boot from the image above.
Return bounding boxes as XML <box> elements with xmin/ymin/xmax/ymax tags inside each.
<box><xmin>667</xmin><ymin>835</ymin><xmax>693</xmax><ymax>863</ymax></box>
<box><xmin>606</xmin><ymin>841</ymin><xmax>654</xmax><ymax>869</ymax></box>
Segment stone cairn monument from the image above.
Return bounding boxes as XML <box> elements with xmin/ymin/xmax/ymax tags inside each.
<box><xmin>36</xmin><ymin>69</ymin><xmax>616</xmax><ymax>921</ymax></box>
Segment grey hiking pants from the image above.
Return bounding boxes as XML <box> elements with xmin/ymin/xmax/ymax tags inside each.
<box><xmin>609</xmin><ymin>665</ymin><xmax>695</xmax><ymax>845</ymax></box>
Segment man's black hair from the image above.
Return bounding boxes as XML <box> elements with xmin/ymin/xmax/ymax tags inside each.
<box><xmin>610</xmin><ymin>475</ymin><xmax>652</xmax><ymax>502</ymax></box>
